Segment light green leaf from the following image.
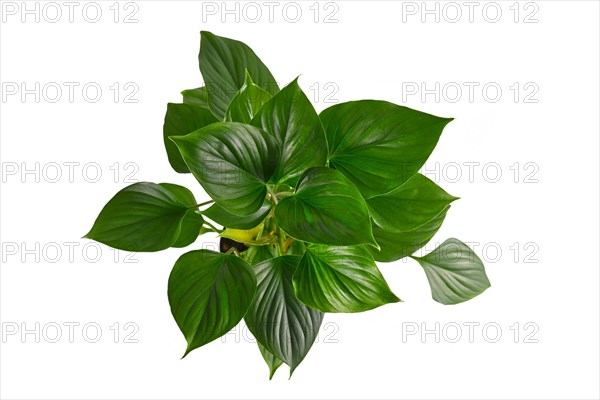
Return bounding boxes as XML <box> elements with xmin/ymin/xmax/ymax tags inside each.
<box><xmin>370</xmin><ymin>206</ymin><xmax>450</xmax><ymax>262</ymax></box>
<box><xmin>225</xmin><ymin>71</ymin><xmax>272</xmax><ymax>123</ymax></box>
<box><xmin>367</xmin><ymin>173</ymin><xmax>458</xmax><ymax>232</ymax></box>
<box><xmin>181</xmin><ymin>86</ymin><xmax>210</xmax><ymax>109</ymax></box>
<box><xmin>85</xmin><ymin>182</ymin><xmax>197</xmax><ymax>252</ymax></box>
<box><xmin>171</xmin><ymin>122</ymin><xmax>279</xmax><ymax>216</ymax></box>
<box><xmin>251</xmin><ymin>78</ymin><xmax>327</xmax><ymax>184</ymax></box>
<box><xmin>202</xmin><ymin>200</ymin><xmax>271</xmax><ymax>230</ymax></box>
<box><xmin>163</xmin><ymin>103</ymin><xmax>218</xmax><ymax>173</ymax></box>
<box><xmin>275</xmin><ymin>167</ymin><xmax>376</xmax><ymax>246</ymax></box>
<box><xmin>258</xmin><ymin>342</ymin><xmax>284</xmax><ymax>380</ymax></box>
<box><xmin>411</xmin><ymin>238</ymin><xmax>491</xmax><ymax>305</ymax></box>
<box><xmin>199</xmin><ymin>31</ymin><xmax>279</xmax><ymax>119</ymax></box>
<box><xmin>168</xmin><ymin>250</ymin><xmax>256</xmax><ymax>356</ymax></box>
<box><xmin>320</xmin><ymin>100</ymin><xmax>453</xmax><ymax>198</ymax></box>
<box><xmin>245</xmin><ymin>256</ymin><xmax>323</xmax><ymax>374</ymax></box>
<box><xmin>294</xmin><ymin>245</ymin><xmax>400</xmax><ymax>313</ymax></box>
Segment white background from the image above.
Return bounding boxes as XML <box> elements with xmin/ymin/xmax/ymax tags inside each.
<box><xmin>1</xmin><ymin>1</ymin><xmax>599</xmax><ymax>399</ymax></box>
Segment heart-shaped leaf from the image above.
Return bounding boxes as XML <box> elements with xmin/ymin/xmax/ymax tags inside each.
<box><xmin>202</xmin><ymin>200</ymin><xmax>271</xmax><ymax>230</ymax></box>
<box><xmin>163</xmin><ymin>103</ymin><xmax>218</xmax><ymax>173</ymax></box>
<box><xmin>168</xmin><ymin>250</ymin><xmax>256</xmax><ymax>356</ymax></box>
<box><xmin>251</xmin><ymin>78</ymin><xmax>327</xmax><ymax>184</ymax></box>
<box><xmin>244</xmin><ymin>256</ymin><xmax>323</xmax><ymax>374</ymax></box>
<box><xmin>85</xmin><ymin>182</ymin><xmax>199</xmax><ymax>252</ymax></box>
<box><xmin>411</xmin><ymin>238</ymin><xmax>491</xmax><ymax>304</ymax></box>
<box><xmin>370</xmin><ymin>206</ymin><xmax>450</xmax><ymax>262</ymax></box>
<box><xmin>171</xmin><ymin>122</ymin><xmax>280</xmax><ymax>216</ymax></box>
<box><xmin>225</xmin><ymin>71</ymin><xmax>272</xmax><ymax>123</ymax></box>
<box><xmin>320</xmin><ymin>100</ymin><xmax>452</xmax><ymax>198</ymax></box>
<box><xmin>181</xmin><ymin>86</ymin><xmax>210</xmax><ymax>109</ymax></box>
<box><xmin>275</xmin><ymin>167</ymin><xmax>376</xmax><ymax>246</ymax></box>
<box><xmin>294</xmin><ymin>245</ymin><xmax>400</xmax><ymax>313</ymax></box>
<box><xmin>199</xmin><ymin>31</ymin><xmax>279</xmax><ymax>119</ymax></box>
<box><xmin>367</xmin><ymin>173</ymin><xmax>458</xmax><ymax>232</ymax></box>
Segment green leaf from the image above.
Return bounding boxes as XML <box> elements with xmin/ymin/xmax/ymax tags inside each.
<box><xmin>202</xmin><ymin>200</ymin><xmax>271</xmax><ymax>230</ymax></box>
<box><xmin>245</xmin><ymin>241</ymin><xmax>286</xmax><ymax>381</ymax></box>
<box><xmin>163</xmin><ymin>103</ymin><xmax>218</xmax><ymax>173</ymax></box>
<box><xmin>251</xmin><ymin>78</ymin><xmax>327</xmax><ymax>184</ymax></box>
<box><xmin>367</xmin><ymin>173</ymin><xmax>458</xmax><ymax>232</ymax></box>
<box><xmin>225</xmin><ymin>71</ymin><xmax>272</xmax><ymax>124</ymax></box>
<box><xmin>244</xmin><ymin>244</ymin><xmax>278</xmax><ymax>266</ymax></box>
<box><xmin>168</xmin><ymin>250</ymin><xmax>256</xmax><ymax>356</ymax></box>
<box><xmin>170</xmin><ymin>122</ymin><xmax>280</xmax><ymax>216</ymax></box>
<box><xmin>258</xmin><ymin>342</ymin><xmax>283</xmax><ymax>380</ymax></box>
<box><xmin>199</xmin><ymin>31</ymin><xmax>279</xmax><ymax>119</ymax></box>
<box><xmin>411</xmin><ymin>238</ymin><xmax>491</xmax><ymax>305</ymax></box>
<box><xmin>294</xmin><ymin>245</ymin><xmax>400</xmax><ymax>313</ymax></box>
<box><xmin>320</xmin><ymin>100</ymin><xmax>453</xmax><ymax>198</ymax></box>
<box><xmin>181</xmin><ymin>87</ymin><xmax>210</xmax><ymax>109</ymax></box>
<box><xmin>370</xmin><ymin>206</ymin><xmax>450</xmax><ymax>262</ymax></box>
<box><xmin>275</xmin><ymin>167</ymin><xmax>376</xmax><ymax>246</ymax></box>
<box><xmin>245</xmin><ymin>256</ymin><xmax>323</xmax><ymax>374</ymax></box>
<box><xmin>85</xmin><ymin>182</ymin><xmax>197</xmax><ymax>252</ymax></box>
<box><xmin>172</xmin><ymin>210</ymin><xmax>204</xmax><ymax>248</ymax></box>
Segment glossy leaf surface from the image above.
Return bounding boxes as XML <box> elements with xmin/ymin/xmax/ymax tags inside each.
<box><xmin>85</xmin><ymin>182</ymin><xmax>197</xmax><ymax>252</ymax></box>
<box><xmin>412</xmin><ymin>238</ymin><xmax>491</xmax><ymax>305</ymax></box>
<box><xmin>320</xmin><ymin>100</ymin><xmax>452</xmax><ymax>198</ymax></box>
<box><xmin>199</xmin><ymin>31</ymin><xmax>279</xmax><ymax>119</ymax></box>
<box><xmin>225</xmin><ymin>72</ymin><xmax>272</xmax><ymax>123</ymax></box>
<box><xmin>202</xmin><ymin>200</ymin><xmax>271</xmax><ymax>230</ymax></box>
<box><xmin>163</xmin><ymin>103</ymin><xmax>218</xmax><ymax>173</ymax></box>
<box><xmin>370</xmin><ymin>206</ymin><xmax>450</xmax><ymax>262</ymax></box>
<box><xmin>245</xmin><ymin>256</ymin><xmax>323</xmax><ymax>373</ymax></box>
<box><xmin>168</xmin><ymin>250</ymin><xmax>256</xmax><ymax>356</ymax></box>
<box><xmin>275</xmin><ymin>167</ymin><xmax>376</xmax><ymax>246</ymax></box>
<box><xmin>251</xmin><ymin>79</ymin><xmax>327</xmax><ymax>184</ymax></box>
<box><xmin>171</xmin><ymin>122</ymin><xmax>279</xmax><ymax>216</ymax></box>
<box><xmin>294</xmin><ymin>245</ymin><xmax>400</xmax><ymax>313</ymax></box>
<box><xmin>367</xmin><ymin>173</ymin><xmax>457</xmax><ymax>232</ymax></box>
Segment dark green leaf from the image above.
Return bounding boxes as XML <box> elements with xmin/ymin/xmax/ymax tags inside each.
<box><xmin>199</xmin><ymin>31</ymin><xmax>279</xmax><ymax>119</ymax></box>
<box><xmin>294</xmin><ymin>245</ymin><xmax>400</xmax><ymax>313</ymax></box>
<box><xmin>370</xmin><ymin>206</ymin><xmax>450</xmax><ymax>262</ymax></box>
<box><xmin>163</xmin><ymin>103</ymin><xmax>218</xmax><ymax>173</ymax></box>
<box><xmin>225</xmin><ymin>71</ymin><xmax>272</xmax><ymax>123</ymax></box>
<box><xmin>275</xmin><ymin>167</ymin><xmax>376</xmax><ymax>246</ymax></box>
<box><xmin>245</xmin><ymin>256</ymin><xmax>323</xmax><ymax>374</ymax></box>
<box><xmin>171</xmin><ymin>122</ymin><xmax>279</xmax><ymax>216</ymax></box>
<box><xmin>411</xmin><ymin>238</ymin><xmax>491</xmax><ymax>305</ymax></box>
<box><xmin>251</xmin><ymin>78</ymin><xmax>327</xmax><ymax>184</ymax></box>
<box><xmin>172</xmin><ymin>210</ymin><xmax>204</xmax><ymax>248</ymax></box>
<box><xmin>258</xmin><ymin>342</ymin><xmax>283</xmax><ymax>380</ymax></box>
<box><xmin>168</xmin><ymin>250</ymin><xmax>256</xmax><ymax>356</ymax></box>
<box><xmin>85</xmin><ymin>182</ymin><xmax>196</xmax><ymax>252</ymax></box>
<box><xmin>320</xmin><ymin>100</ymin><xmax>453</xmax><ymax>198</ymax></box>
<box><xmin>367</xmin><ymin>173</ymin><xmax>457</xmax><ymax>232</ymax></box>
<box><xmin>202</xmin><ymin>200</ymin><xmax>271</xmax><ymax>230</ymax></box>
<box><xmin>181</xmin><ymin>86</ymin><xmax>210</xmax><ymax>109</ymax></box>
<box><xmin>244</xmin><ymin>244</ymin><xmax>278</xmax><ymax>266</ymax></box>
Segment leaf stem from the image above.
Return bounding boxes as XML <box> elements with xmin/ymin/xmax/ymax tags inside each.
<box><xmin>189</xmin><ymin>199</ymin><xmax>215</xmax><ymax>209</ymax></box>
<box><xmin>202</xmin><ymin>221</ymin><xmax>223</xmax><ymax>234</ymax></box>
<box><xmin>267</xmin><ymin>186</ymin><xmax>279</xmax><ymax>205</ymax></box>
